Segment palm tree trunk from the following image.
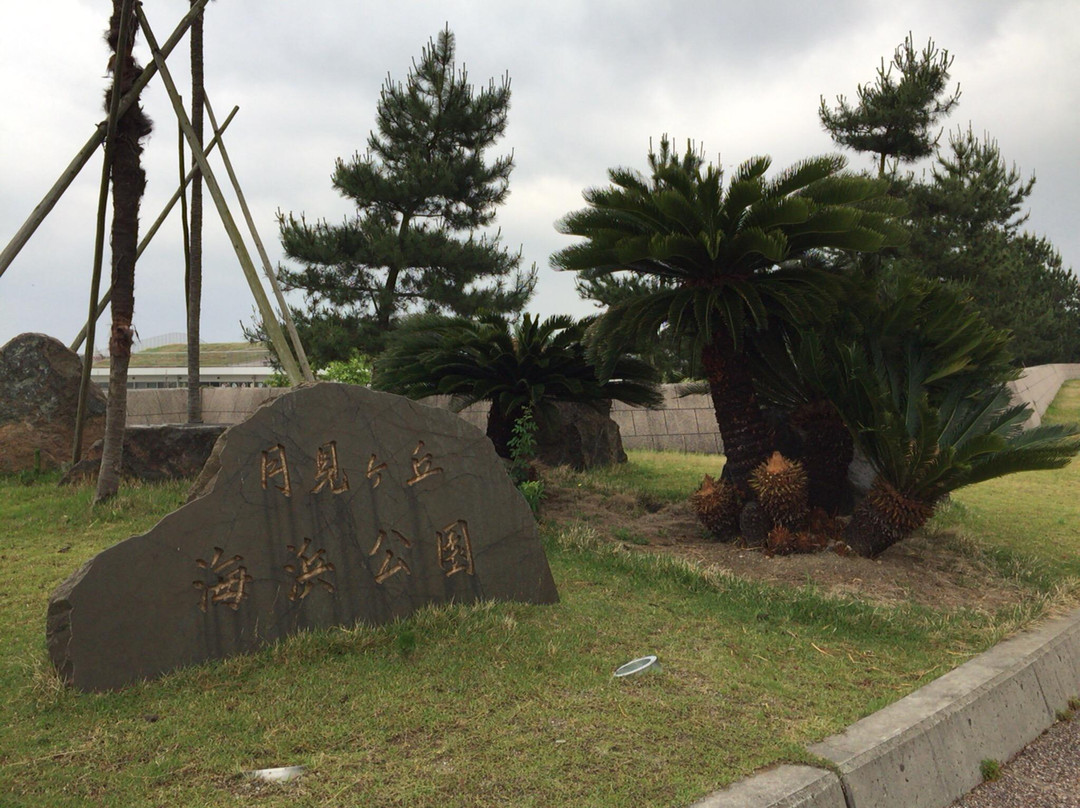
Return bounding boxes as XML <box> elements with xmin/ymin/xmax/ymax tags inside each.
<box><xmin>185</xmin><ymin>0</ymin><xmax>204</xmax><ymax>423</ymax></box>
<box><xmin>95</xmin><ymin>1</ymin><xmax>152</xmax><ymax>503</ymax></box>
<box><xmin>700</xmin><ymin>331</ymin><xmax>774</xmax><ymax>491</ymax></box>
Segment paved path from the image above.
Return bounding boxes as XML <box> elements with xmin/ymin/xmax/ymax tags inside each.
<box><xmin>950</xmin><ymin>714</ymin><xmax>1080</xmax><ymax>808</ymax></box>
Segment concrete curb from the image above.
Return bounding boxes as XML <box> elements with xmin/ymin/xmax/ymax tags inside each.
<box><xmin>688</xmin><ymin>765</ymin><xmax>846</xmax><ymax>808</ymax></box>
<box><xmin>690</xmin><ymin>606</ymin><xmax>1080</xmax><ymax>808</ymax></box>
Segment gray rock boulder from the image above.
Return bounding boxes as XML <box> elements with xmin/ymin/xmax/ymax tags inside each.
<box><xmin>535</xmin><ymin>400</ymin><xmax>627</xmax><ymax>470</ymax></box>
<box><xmin>0</xmin><ymin>333</ymin><xmax>106</xmax><ymax>472</ymax></box>
<box><xmin>60</xmin><ymin>424</ymin><xmax>228</xmax><ymax>485</ymax></box>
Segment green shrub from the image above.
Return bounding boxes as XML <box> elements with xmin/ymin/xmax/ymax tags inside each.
<box><xmin>319</xmin><ymin>351</ymin><xmax>373</xmax><ymax>386</ymax></box>
<box><xmin>372</xmin><ymin>313</ymin><xmax>661</xmax><ymax>458</ymax></box>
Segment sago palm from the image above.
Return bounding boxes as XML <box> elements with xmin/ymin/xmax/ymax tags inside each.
<box><xmin>811</xmin><ymin>280</ymin><xmax>1080</xmax><ymax>556</ymax></box>
<box><xmin>841</xmin><ymin>364</ymin><xmax>1079</xmax><ymax>557</ymax></box>
<box><xmin>750</xmin><ymin>272</ymin><xmax>1018</xmax><ymax>515</ymax></box>
<box><xmin>552</xmin><ymin>136</ymin><xmax>905</xmax><ymax>489</ymax></box>
<box><xmin>371</xmin><ymin>313</ymin><xmax>662</xmax><ymax>457</ymax></box>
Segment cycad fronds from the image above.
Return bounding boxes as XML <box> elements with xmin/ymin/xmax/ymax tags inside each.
<box><xmin>816</xmin><ymin>281</ymin><xmax>1080</xmax><ymax>554</ymax></box>
<box><xmin>372</xmin><ymin>313</ymin><xmax>663</xmax><ymax>451</ymax></box>
<box><xmin>552</xmin><ymin>136</ymin><xmax>905</xmax><ymax>370</ymax></box>
<box><xmin>554</xmin><ymin>136</ymin><xmax>905</xmax><ymax>486</ymax></box>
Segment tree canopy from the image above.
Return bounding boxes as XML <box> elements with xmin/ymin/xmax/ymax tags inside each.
<box><xmin>893</xmin><ymin>128</ymin><xmax>1080</xmax><ymax>364</ymax></box>
<box><xmin>266</xmin><ymin>27</ymin><xmax>534</xmax><ymax>364</ymax></box>
<box><xmin>823</xmin><ymin>36</ymin><xmax>1079</xmax><ymax>367</ymax></box>
<box><xmin>819</xmin><ymin>33</ymin><xmax>960</xmax><ymax>176</ymax></box>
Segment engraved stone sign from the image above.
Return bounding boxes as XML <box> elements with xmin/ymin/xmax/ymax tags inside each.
<box><xmin>47</xmin><ymin>383</ymin><xmax>558</xmax><ymax>691</ymax></box>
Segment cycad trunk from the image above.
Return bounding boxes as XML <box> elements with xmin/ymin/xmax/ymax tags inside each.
<box><xmin>789</xmin><ymin>399</ymin><xmax>854</xmax><ymax>515</ymax></box>
<box><xmin>95</xmin><ymin>1</ymin><xmax>152</xmax><ymax>503</ymax></box>
<box><xmin>701</xmin><ymin>331</ymin><xmax>774</xmax><ymax>491</ymax></box>
<box><xmin>485</xmin><ymin>403</ymin><xmax>523</xmax><ymax>460</ymax></box>
<box><xmin>186</xmin><ymin>0</ymin><xmax>204</xmax><ymax>423</ymax></box>
<box><xmin>844</xmin><ymin>478</ymin><xmax>936</xmax><ymax>557</ymax></box>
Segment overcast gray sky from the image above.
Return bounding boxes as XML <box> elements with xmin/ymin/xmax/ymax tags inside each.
<box><xmin>2</xmin><ymin>0</ymin><xmax>1077</xmax><ymax>353</ymax></box>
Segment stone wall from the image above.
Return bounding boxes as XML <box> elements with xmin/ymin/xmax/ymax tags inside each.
<box><xmin>612</xmin><ymin>388</ymin><xmax>723</xmax><ymax>454</ymax></box>
<box><xmin>123</xmin><ymin>363</ymin><xmax>1080</xmax><ymax>451</ymax></box>
<box><xmin>421</xmin><ymin>393</ymin><xmax>724</xmax><ymax>454</ymax></box>
<box><xmin>417</xmin><ymin>396</ymin><xmax>488</xmax><ymax>433</ymax></box>
<box><xmin>126</xmin><ymin>387</ymin><xmax>286</xmax><ymax>426</ymax></box>
<box><xmin>1007</xmin><ymin>364</ymin><xmax>1080</xmax><ymax>428</ymax></box>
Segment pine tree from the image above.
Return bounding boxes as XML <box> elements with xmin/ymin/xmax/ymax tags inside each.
<box><xmin>819</xmin><ymin>33</ymin><xmax>960</xmax><ymax>176</ymax></box>
<box><xmin>822</xmin><ymin>38</ymin><xmax>1077</xmax><ymax>365</ymax></box>
<box><xmin>907</xmin><ymin>126</ymin><xmax>1034</xmax><ymax>242</ymax></box>
<box><xmin>991</xmin><ymin>235</ymin><xmax>1080</xmax><ymax>365</ymax></box>
<box><xmin>895</xmin><ymin>128</ymin><xmax>1080</xmax><ymax>364</ymax></box>
<box><xmin>270</xmin><ymin>27</ymin><xmax>534</xmax><ymax>362</ymax></box>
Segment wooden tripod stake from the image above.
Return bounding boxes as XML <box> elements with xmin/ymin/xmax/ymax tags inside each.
<box><xmin>2</xmin><ymin>2</ymin><xmax>312</xmax><ymax>468</ymax></box>
<box><xmin>71</xmin><ymin>0</ymin><xmax>135</xmax><ymax>465</ymax></box>
<box><xmin>136</xmin><ymin>6</ymin><xmax>304</xmax><ymax>385</ymax></box>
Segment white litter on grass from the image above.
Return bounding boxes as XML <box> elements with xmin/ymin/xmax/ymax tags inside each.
<box><xmin>614</xmin><ymin>655</ymin><xmax>661</xmax><ymax>677</ymax></box>
<box><xmin>247</xmin><ymin>765</ymin><xmax>306</xmax><ymax>782</ymax></box>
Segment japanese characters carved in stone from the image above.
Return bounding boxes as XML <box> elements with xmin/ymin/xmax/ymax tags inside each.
<box><xmin>47</xmin><ymin>383</ymin><xmax>558</xmax><ymax>691</ymax></box>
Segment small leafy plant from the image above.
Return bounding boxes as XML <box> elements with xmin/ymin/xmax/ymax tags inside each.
<box><xmin>517</xmin><ymin>480</ymin><xmax>545</xmax><ymax>516</ymax></box>
<box><xmin>508</xmin><ymin>408</ymin><xmax>544</xmax><ymax>514</ymax></box>
<box><xmin>980</xmin><ymin>758</ymin><xmax>1002</xmax><ymax>782</ymax></box>
<box><xmin>508</xmin><ymin>407</ymin><xmax>539</xmax><ymax>485</ymax></box>
<box><xmin>265</xmin><ymin>351</ymin><xmax>373</xmax><ymax>388</ymax></box>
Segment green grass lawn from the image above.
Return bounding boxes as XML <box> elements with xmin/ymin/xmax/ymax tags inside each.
<box><xmin>1</xmin><ymin>383</ymin><xmax>1078</xmax><ymax>807</ymax></box>
<box><xmin>94</xmin><ymin>342</ymin><xmax>269</xmax><ymax>368</ymax></box>
<box><xmin>547</xmin><ymin>449</ymin><xmax>726</xmax><ymax>504</ymax></box>
<box><xmin>935</xmin><ymin>380</ymin><xmax>1080</xmax><ymax>578</ymax></box>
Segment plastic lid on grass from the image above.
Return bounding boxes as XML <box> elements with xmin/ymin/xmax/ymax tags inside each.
<box><xmin>614</xmin><ymin>655</ymin><xmax>661</xmax><ymax>677</ymax></box>
<box><xmin>247</xmin><ymin>765</ymin><xmax>306</xmax><ymax>782</ymax></box>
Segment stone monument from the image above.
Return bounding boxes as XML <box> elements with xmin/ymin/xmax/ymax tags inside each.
<box><xmin>47</xmin><ymin>383</ymin><xmax>559</xmax><ymax>691</ymax></box>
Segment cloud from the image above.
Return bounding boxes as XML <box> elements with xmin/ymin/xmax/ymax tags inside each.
<box><xmin>2</xmin><ymin>0</ymin><xmax>1077</xmax><ymax>348</ymax></box>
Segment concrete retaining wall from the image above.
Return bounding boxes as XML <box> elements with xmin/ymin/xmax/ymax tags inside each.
<box><xmin>125</xmin><ymin>363</ymin><xmax>1080</xmax><ymax>452</ymax></box>
<box><xmin>1007</xmin><ymin>363</ymin><xmax>1080</xmax><ymax>428</ymax></box>
<box><xmin>612</xmin><ymin>388</ymin><xmax>723</xmax><ymax>454</ymax></box>
<box><xmin>126</xmin><ymin>387</ymin><xmax>286</xmax><ymax>426</ymax></box>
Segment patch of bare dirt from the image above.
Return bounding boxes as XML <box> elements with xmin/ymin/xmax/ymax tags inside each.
<box><xmin>540</xmin><ymin>482</ymin><xmax>1023</xmax><ymax>613</ymax></box>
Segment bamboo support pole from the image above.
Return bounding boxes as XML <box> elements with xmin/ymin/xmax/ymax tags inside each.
<box><xmin>136</xmin><ymin>7</ymin><xmax>304</xmax><ymax>385</ymax></box>
<box><xmin>0</xmin><ymin>0</ymin><xmax>212</xmax><ymax>280</ymax></box>
<box><xmin>179</xmin><ymin>120</ymin><xmax>193</xmax><ymax>315</ymax></box>
<box><xmin>69</xmin><ymin>106</ymin><xmax>239</xmax><ymax>351</ymax></box>
<box><xmin>204</xmin><ymin>95</ymin><xmax>315</xmax><ymax>382</ymax></box>
<box><xmin>72</xmin><ymin>0</ymin><xmax>135</xmax><ymax>465</ymax></box>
